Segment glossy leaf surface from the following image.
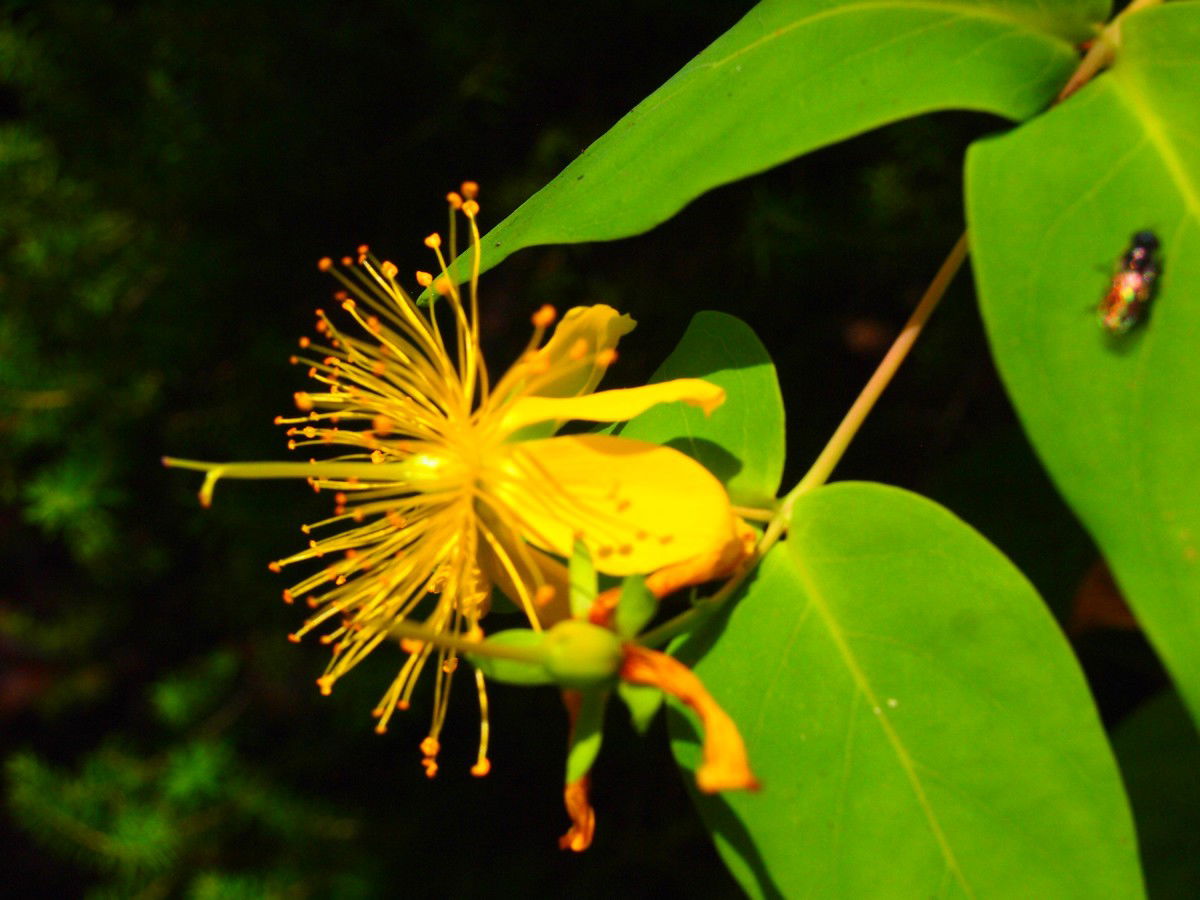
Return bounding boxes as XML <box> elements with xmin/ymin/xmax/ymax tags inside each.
<box><xmin>670</xmin><ymin>482</ymin><xmax>1141</xmax><ymax>898</ymax></box>
<box><xmin>966</xmin><ymin>3</ymin><xmax>1200</xmax><ymax>722</ymax></box>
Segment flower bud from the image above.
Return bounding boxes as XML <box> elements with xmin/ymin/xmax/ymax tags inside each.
<box><xmin>542</xmin><ymin>620</ymin><xmax>623</xmax><ymax>689</ymax></box>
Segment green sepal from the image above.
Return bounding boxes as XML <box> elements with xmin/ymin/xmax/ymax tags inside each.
<box><xmin>613</xmin><ymin>574</ymin><xmax>655</xmax><ymax>639</ymax></box>
<box><xmin>616</xmin><ymin>681</ymin><xmax>663</xmax><ymax>735</ymax></box>
<box><xmin>568</xmin><ymin>538</ymin><xmax>597</xmax><ymax>620</ymax></box>
<box><xmin>543</xmin><ymin>620</ymin><xmax>622</xmax><ymax>690</ymax></box>
<box><xmin>467</xmin><ymin>629</ymin><xmax>553</xmax><ymax>686</ymax></box>
<box><xmin>566</xmin><ymin>689</ymin><xmax>609</xmax><ymax>785</ymax></box>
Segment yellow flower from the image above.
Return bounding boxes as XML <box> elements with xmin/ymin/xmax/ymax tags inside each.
<box><xmin>164</xmin><ymin>184</ymin><xmax>740</xmax><ymax>777</ymax></box>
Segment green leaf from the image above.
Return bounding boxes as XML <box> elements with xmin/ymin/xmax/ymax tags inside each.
<box><xmin>615</xmin><ymin>311</ymin><xmax>784</xmax><ymax>507</ymax></box>
<box><xmin>565</xmin><ymin>689</ymin><xmax>609</xmax><ymax>785</ymax></box>
<box><xmin>569</xmin><ymin>538</ymin><xmax>597</xmax><ymax>620</ymax></box>
<box><xmin>966</xmin><ymin>3</ymin><xmax>1200</xmax><ymax>723</ymax></box>
<box><xmin>670</xmin><ymin>482</ymin><xmax>1142</xmax><ymax>898</ymax></box>
<box><xmin>614</xmin><ymin>574</ymin><xmax>656</xmax><ymax>639</ymax></box>
<box><xmin>469</xmin><ymin>629</ymin><xmax>553</xmax><ymax>686</ymax></box>
<box><xmin>458</xmin><ymin>0</ymin><xmax>1103</xmax><ymax>284</ymax></box>
<box><xmin>1112</xmin><ymin>691</ymin><xmax>1200</xmax><ymax>899</ymax></box>
<box><xmin>617</xmin><ymin>681</ymin><xmax>663</xmax><ymax>735</ymax></box>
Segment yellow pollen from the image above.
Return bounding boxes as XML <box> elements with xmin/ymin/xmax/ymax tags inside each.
<box><xmin>442</xmin><ymin>658</ymin><xmax>459</xmax><ymax>673</ymax></box>
<box><xmin>421</xmin><ymin>737</ymin><xmax>441</xmax><ymax>758</ymax></box>
<box><xmin>416</xmin><ymin>270</ymin><xmax>433</xmax><ymax>287</ymax></box>
<box><xmin>461</xmin><ymin>181</ymin><xmax>479</xmax><ymax>199</ymax></box>
<box><xmin>424</xmin><ymin>233</ymin><xmax>441</xmax><ymax>249</ymax></box>
<box><xmin>535</xmin><ymin>585</ymin><xmax>557</xmax><ymax>608</ymax></box>
<box><xmin>317</xmin><ymin>257</ymin><xmax>333</xmax><ymax>271</ymax></box>
<box><xmin>298</xmin><ymin>336</ymin><xmax>310</xmax><ymax>348</ymax></box>
<box><xmin>341</xmin><ymin>256</ymin><xmax>353</xmax><ymax>267</ymax></box>
<box><xmin>293</xmin><ymin>392</ymin><xmax>314</xmax><ymax>412</ymax></box>
<box><xmin>462</xmin><ymin>200</ymin><xmax>479</xmax><ymax>218</ymax></box>
<box><xmin>532</xmin><ymin>304</ymin><xmax>557</xmax><ymax>328</ymax></box>
<box><xmin>287</xmin><ymin>632</ymin><xmax>301</xmax><ymax>643</ymax></box>
<box><xmin>569</xmin><ymin>338</ymin><xmax>588</xmax><ymax>361</ymax></box>
<box><xmin>433</xmin><ymin>276</ymin><xmax>452</xmax><ymax>296</ymax></box>
<box><xmin>596</xmin><ymin>348</ymin><xmax>618</xmax><ymax>366</ymax></box>
<box><xmin>372</xmin><ymin>415</ymin><xmax>393</xmax><ymax>435</ymax></box>
<box><xmin>446</xmin><ymin>191</ymin><xmax>463</xmax><ymax>209</ymax></box>
<box><xmin>401</xmin><ymin>638</ymin><xmax>425</xmax><ymax>654</ymax></box>
<box><xmin>471</xmin><ymin>759</ymin><xmax>492</xmax><ymax>777</ymax></box>
<box><xmin>380</xmin><ymin>261</ymin><xmax>398</xmax><ymax>279</ymax></box>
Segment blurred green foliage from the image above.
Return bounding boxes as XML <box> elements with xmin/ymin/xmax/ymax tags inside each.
<box><xmin>1</xmin><ymin>0</ymin><xmax>1168</xmax><ymax>896</ymax></box>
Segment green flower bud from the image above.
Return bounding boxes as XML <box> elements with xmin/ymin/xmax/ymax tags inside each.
<box><xmin>542</xmin><ymin>620</ymin><xmax>623</xmax><ymax>689</ymax></box>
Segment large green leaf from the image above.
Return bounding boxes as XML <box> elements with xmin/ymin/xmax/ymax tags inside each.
<box><xmin>614</xmin><ymin>311</ymin><xmax>784</xmax><ymax>507</ymax></box>
<box><xmin>966</xmin><ymin>4</ymin><xmax>1200</xmax><ymax>722</ymax></box>
<box><xmin>460</xmin><ymin>0</ymin><xmax>1105</xmax><ymax>282</ymax></box>
<box><xmin>669</xmin><ymin>482</ymin><xmax>1141</xmax><ymax>898</ymax></box>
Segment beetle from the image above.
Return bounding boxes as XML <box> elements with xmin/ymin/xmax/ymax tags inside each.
<box><xmin>1098</xmin><ymin>230</ymin><xmax>1161</xmax><ymax>335</ymax></box>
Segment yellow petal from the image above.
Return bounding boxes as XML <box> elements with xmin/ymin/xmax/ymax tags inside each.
<box><xmin>529</xmin><ymin>305</ymin><xmax>635</xmax><ymax>399</ymax></box>
<box><xmin>490</xmin><ymin>434</ymin><xmax>736</xmax><ymax>575</ymax></box>
<box><xmin>500</xmin><ymin>378</ymin><xmax>725</xmax><ymax>434</ymax></box>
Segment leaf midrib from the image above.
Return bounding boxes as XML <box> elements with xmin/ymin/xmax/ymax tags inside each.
<box><xmin>787</xmin><ymin>543</ymin><xmax>975</xmax><ymax>897</ymax></box>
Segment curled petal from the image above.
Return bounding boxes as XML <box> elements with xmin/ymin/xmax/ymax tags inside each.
<box><xmin>620</xmin><ymin>645</ymin><xmax>759</xmax><ymax>794</ymax></box>
<box><xmin>493</xmin><ymin>435</ymin><xmax>737</xmax><ymax>576</ymax></box>
<box><xmin>558</xmin><ymin>775</ymin><xmax>595</xmax><ymax>852</ymax></box>
<box><xmin>531</xmin><ymin>305</ymin><xmax>636</xmax><ymax>400</ymax></box>
<box><xmin>500</xmin><ymin>378</ymin><xmax>726</xmax><ymax>434</ymax></box>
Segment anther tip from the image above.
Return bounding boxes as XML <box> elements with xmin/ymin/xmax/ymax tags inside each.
<box><xmin>424</xmin><ymin>232</ymin><xmax>442</xmax><ymax>249</ymax></box>
<box><xmin>317</xmin><ymin>257</ymin><xmax>333</xmax><ymax>272</ymax></box>
<box><xmin>461</xmin><ymin>181</ymin><xmax>479</xmax><ymax>199</ymax></box>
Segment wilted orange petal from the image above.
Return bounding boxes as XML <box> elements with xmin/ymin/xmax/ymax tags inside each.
<box><xmin>558</xmin><ymin>775</ymin><xmax>596</xmax><ymax>852</ymax></box>
<box><xmin>620</xmin><ymin>645</ymin><xmax>759</xmax><ymax>794</ymax></box>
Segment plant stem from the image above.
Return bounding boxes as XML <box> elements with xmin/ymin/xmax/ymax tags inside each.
<box><xmin>790</xmin><ymin>231</ymin><xmax>969</xmax><ymax>498</ymax></box>
<box><xmin>1057</xmin><ymin>0</ymin><xmax>1163</xmax><ymax>103</ymax></box>
<box><xmin>639</xmin><ymin>231</ymin><xmax>970</xmax><ymax>648</ymax></box>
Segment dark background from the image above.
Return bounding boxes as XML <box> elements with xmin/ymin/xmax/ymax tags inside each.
<box><xmin>0</xmin><ymin>1</ymin><xmax>1170</xmax><ymax>896</ymax></box>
